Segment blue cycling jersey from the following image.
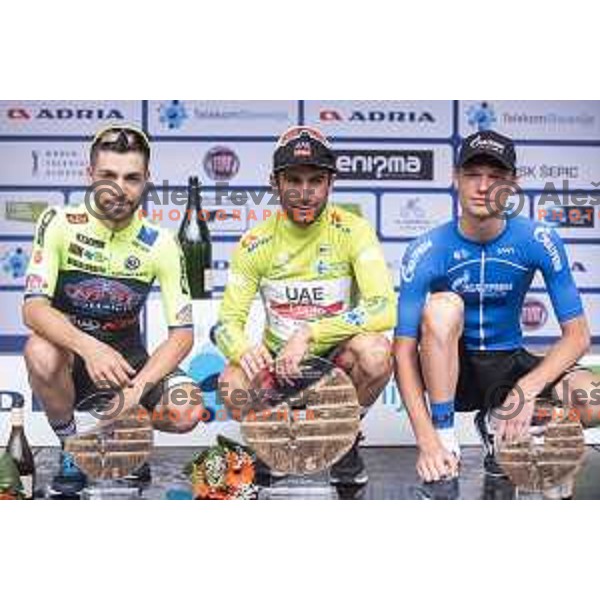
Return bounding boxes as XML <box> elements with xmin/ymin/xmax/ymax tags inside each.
<box><xmin>394</xmin><ymin>216</ymin><xmax>584</xmax><ymax>351</ymax></box>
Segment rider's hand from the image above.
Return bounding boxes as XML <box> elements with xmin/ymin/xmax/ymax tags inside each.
<box><xmin>239</xmin><ymin>344</ymin><xmax>274</xmax><ymax>382</ymax></box>
<box><xmin>275</xmin><ymin>326</ymin><xmax>312</xmax><ymax>386</ymax></box>
<box><xmin>417</xmin><ymin>438</ymin><xmax>459</xmax><ymax>482</ymax></box>
<box><xmin>97</xmin><ymin>385</ymin><xmax>145</xmax><ymax>426</ymax></box>
<box><xmin>492</xmin><ymin>377</ymin><xmax>541</xmax><ymax>445</ymax></box>
<box><xmin>80</xmin><ymin>338</ymin><xmax>136</xmax><ymax>389</ymax></box>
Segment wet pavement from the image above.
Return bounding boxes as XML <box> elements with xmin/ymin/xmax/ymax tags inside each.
<box><xmin>16</xmin><ymin>445</ymin><xmax>600</xmax><ymax>500</ymax></box>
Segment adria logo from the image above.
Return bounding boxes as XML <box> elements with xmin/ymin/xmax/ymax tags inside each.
<box><xmin>7</xmin><ymin>107</ymin><xmax>125</xmax><ymax>120</ymax></box>
<box><xmin>320</xmin><ymin>109</ymin><xmax>435</xmax><ymax>123</ymax></box>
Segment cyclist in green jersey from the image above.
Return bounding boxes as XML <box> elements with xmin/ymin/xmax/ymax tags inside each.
<box><xmin>22</xmin><ymin>126</ymin><xmax>203</xmax><ymax>495</ymax></box>
<box><xmin>214</xmin><ymin>126</ymin><xmax>397</xmax><ymax>485</ymax></box>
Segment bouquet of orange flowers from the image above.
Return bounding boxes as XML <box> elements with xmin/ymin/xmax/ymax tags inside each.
<box><xmin>185</xmin><ymin>436</ymin><xmax>258</xmax><ymax>500</ymax></box>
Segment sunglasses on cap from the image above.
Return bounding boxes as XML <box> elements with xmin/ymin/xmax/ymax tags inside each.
<box><xmin>276</xmin><ymin>126</ymin><xmax>332</xmax><ymax>149</ymax></box>
<box><xmin>91</xmin><ymin>124</ymin><xmax>151</xmax><ymax>152</ymax></box>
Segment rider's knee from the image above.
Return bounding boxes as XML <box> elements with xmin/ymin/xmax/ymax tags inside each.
<box><xmin>24</xmin><ymin>335</ymin><xmax>70</xmax><ymax>384</ymax></box>
<box><xmin>218</xmin><ymin>365</ymin><xmax>251</xmax><ymax>413</ymax></box>
<box><xmin>351</xmin><ymin>334</ymin><xmax>393</xmax><ymax>380</ymax></box>
<box><xmin>421</xmin><ymin>293</ymin><xmax>464</xmax><ymax>343</ymax></box>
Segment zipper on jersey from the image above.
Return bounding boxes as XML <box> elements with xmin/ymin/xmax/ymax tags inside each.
<box><xmin>479</xmin><ymin>248</ymin><xmax>486</xmax><ymax>351</ymax></box>
<box><xmin>108</xmin><ymin>231</ymin><xmax>115</xmax><ymax>273</ymax></box>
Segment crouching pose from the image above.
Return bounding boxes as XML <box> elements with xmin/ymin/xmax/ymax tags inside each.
<box><xmin>23</xmin><ymin>126</ymin><xmax>203</xmax><ymax>495</ymax></box>
<box><xmin>214</xmin><ymin>126</ymin><xmax>397</xmax><ymax>486</ymax></box>
<box><xmin>393</xmin><ymin>130</ymin><xmax>597</xmax><ymax>499</ymax></box>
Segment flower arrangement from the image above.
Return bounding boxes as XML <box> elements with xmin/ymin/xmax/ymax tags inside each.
<box><xmin>185</xmin><ymin>436</ymin><xmax>258</xmax><ymax>500</ymax></box>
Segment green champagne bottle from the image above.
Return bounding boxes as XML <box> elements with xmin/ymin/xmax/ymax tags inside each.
<box><xmin>178</xmin><ymin>176</ymin><xmax>213</xmax><ymax>299</ymax></box>
<box><xmin>6</xmin><ymin>393</ymin><xmax>35</xmax><ymax>499</ymax></box>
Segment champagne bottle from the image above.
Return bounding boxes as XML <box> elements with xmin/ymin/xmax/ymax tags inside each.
<box><xmin>178</xmin><ymin>176</ymin><xmax>213</xmax><ymax>299</ymax></box>
<box><xmin>6</xmin><ymin>394</ymin><xmax>35</xmax><ymax>499</ymax></box>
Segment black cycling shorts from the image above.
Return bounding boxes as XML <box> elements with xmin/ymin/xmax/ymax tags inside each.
<box><xmin>72</xmin><ymin>346</ymin><xmax>194</xmax><ymax>412</ymax></box>
<box><xmin>455</xmin><ymin>343</ymin><xmax>588</xmax><ymax>412</ymax></box>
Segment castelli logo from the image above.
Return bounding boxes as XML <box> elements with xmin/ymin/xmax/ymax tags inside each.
<box><xmin>469</xmin><ymin>134</ymin><xmax>505</xmax><ymax>153</ymax></box>
<box><xmin>521</xmin><ymin>299</ymin><xmax>548</xmax><ymax>331</ymax></box>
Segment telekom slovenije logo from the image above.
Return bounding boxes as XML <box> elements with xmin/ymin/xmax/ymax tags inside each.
<box><xmin>158</xmin><ymin>100</ymin><xmax>189</xmax><ymax>130</ymax></box>
<box><xmin>466</xmin><ymin>101</ymin><xmax>497</xmax><ymax>131</ymax></box>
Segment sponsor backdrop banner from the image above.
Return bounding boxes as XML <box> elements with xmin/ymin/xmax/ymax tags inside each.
<box><xmin>0</xmin><ymin>100</ymin><xmax>142</xmax><ymax>136</ymax></box>
<box><xmin>304</xmin><ymin>100</ymin><xmax>454</xmax><ymax>139</ymax></box>
<box><xmin>147</xmin><ymin>100</ymin><xmax>298</xmax><ymax>137</ymax></box>
<box><xmin>458</xmin><ymin>101</ymin><xmax>600</xmax><ymax>141</ymax></box>
<box><xmin>1</xmin><ymin>100</ymin><xmax>599</xmax><ymax>446</ymax></box>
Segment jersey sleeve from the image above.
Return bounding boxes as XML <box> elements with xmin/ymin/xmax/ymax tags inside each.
<box><xmin>532</xmin><ymin>225</ymin><xmax>584</xmax><ymax>323</ymax></box>
<box><xmin>154</xmin><ymin>231</ymin><xmax>193</xmax><ymax>330</ymax></box>
<box><xmin>214</xmin><ymin>237</ymin><xmax>261</xmax><ymax>363</ymax></box>
<box><xmin>308</xmin><ymin>220</ymin><xmax>397</xmax><ymax>351</ymax></box>
<box><xmin>394</xmin><ymin>236</ymin><xmax>436</xmax><ymax>339</ymax></box>
<box><xmin>24</xmin><ymin>207</ymin><xmax>63</xmax><ymax>301</ymax></box>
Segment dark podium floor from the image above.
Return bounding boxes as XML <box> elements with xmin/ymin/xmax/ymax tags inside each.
<box><xmin>25</xmin><ymin>445</ymin><xmax>600</xmax><ymax>500</ymax></box>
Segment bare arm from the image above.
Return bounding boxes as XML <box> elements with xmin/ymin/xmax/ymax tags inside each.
<box><xmin>393</xmin><ymin>336</ymin><xmax>438</xmax><ymax>449</ymax></box>
<box><xmin>22</xmin><ymin>298</ymin><xmax>135</xmax><ymax>388</ymax></box>
<box><xmin>495</xmin><ymin>316</ymin><xmax>590</xmax><ymax>443</ymax></box>
<box><xmin>393</xmin><ymin>336</ymin><xmax>458</xmax><ymax>481</ymax></box>
<box><xmin>132</xmin><ymin>328</ymin><xmax>194</xmax><ymax>394</ymax></box>
<box><xmin>520</xmin><ymin>316</ymin><xmax>590</xmax><ymax>393</ymax></box>
<box><xmin>23</xmin><ymin>297</ymin><xmax>95</xmax><ymax>356</ymax></box>
<box><xmin>527</xmin><ymin>226</ymin><xmax>590</xmax><ymax>393</ymax></box>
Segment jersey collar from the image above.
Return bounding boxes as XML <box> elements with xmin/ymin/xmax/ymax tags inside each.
<box><xmin>280</xmin><ymin>203</ymin><xmax>330</xmax><ymax>238</ymax></box>
<box><xmin>86</xmin><ymin>199</ymin><xmax>144</xmax><ymax>240</ymax></box>
<box><xmin>455</xmin><ymin>217</ymin><xmax>509</xmax><ymax>246</ymax></box>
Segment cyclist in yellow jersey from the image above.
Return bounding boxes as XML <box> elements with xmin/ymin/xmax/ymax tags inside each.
<box><xmin>215</xmin><ymin>126</ymin><xmax>397</xmax><ymax>485</ymax></box>
<box><xmin>22</xmin><ymin>126</ymin><xmax>203</xmax><ymax>495</ymax></box>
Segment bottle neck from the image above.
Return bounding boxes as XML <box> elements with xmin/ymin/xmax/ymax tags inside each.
<box><xmin>182</xmin><ymin>186</ymin><xmax>206</xmax><ymax>235</ymax></box>
<box><xmin>11</xmin><ymin>407</ymin><xmax>24</xmax><ymax>428</ymax></box>
<box><xmin>188</xmin><ymin>187</ymin><xmax>202</xmax><ymax>212</ymax></box>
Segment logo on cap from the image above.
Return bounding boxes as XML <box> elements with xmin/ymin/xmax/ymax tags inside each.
<box><xmin>294</xmin><ymin>140</ymin><xmax>313</xmax><ymax>159</ymax></box>
<box><xmin>458</xmin><ymin>130</ymin><xmax>516</xmax><ymax>173</ymax></box>
<box><xmin>469</xmin><ymin>133</ymin><xmax>506</xmax><ymax>154</ymax></box>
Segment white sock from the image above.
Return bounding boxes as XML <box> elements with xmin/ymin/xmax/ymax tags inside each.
<box><xmin>437</xmin><ymin>428</ymin><xmax>461</xmax><ymax>459</ymax></box>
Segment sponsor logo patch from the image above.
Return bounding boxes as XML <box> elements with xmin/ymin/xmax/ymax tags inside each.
<box><xmin>66</xmin><ymin>212</ymin><xmax>89</xmax><ymax>225</ymax></box>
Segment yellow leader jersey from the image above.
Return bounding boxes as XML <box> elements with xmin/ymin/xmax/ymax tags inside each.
<box><xmin>214</xmin><ymin>205</ymin><xmax>397</xmax><ymax>363</ymax></box>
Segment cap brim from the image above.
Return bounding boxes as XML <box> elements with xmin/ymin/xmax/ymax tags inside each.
<box><xmin>273</xmin><ymin>161</ymin><xmax>336</xmax><ymax>173</ymax></box>
<box><xmin>459</xmin><ymin>150</ymin><xmax>514</xmax><ymax>172</ymax></box>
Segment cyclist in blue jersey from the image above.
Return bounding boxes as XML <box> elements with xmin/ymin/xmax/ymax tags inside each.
<box><xmin>393</xmin><ymin>130</ymin><xmax>597</xmax><ymax>499</ymax></box>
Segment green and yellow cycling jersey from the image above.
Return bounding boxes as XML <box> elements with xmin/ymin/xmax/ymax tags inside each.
<box><xmin>214</xmin><ymin>205</ymin><xmax>397</xmax><ymax>363</ymax></box>
<box><xmin>24</xmin><ymin>203</ymin><xmax>192</xmax><ymax>349</ymax></box>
